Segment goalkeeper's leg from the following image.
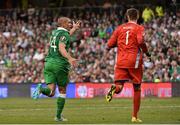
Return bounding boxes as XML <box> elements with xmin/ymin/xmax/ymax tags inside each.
<box><xmin>106</xmin><ymin>68</ymin><xmax>129</xmax><ymax>102</ymax></box>
<box><xmin>128</xmin><ymin>67</ymin><xmax>143</xmax><ymax>123</ymax></box>
<box><xmin>131</xmin><ymin>83</ymin><xmax>142</xmax><ymax>123</ymax></box>
<box><xmin>106</xmin><ymin>81</ymin><xmax>125</xmax><ymax>102</ymax></box>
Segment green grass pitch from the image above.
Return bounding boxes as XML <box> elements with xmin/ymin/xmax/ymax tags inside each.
<box><xmin>0</xmin><ymin>97</ymin><xmax>180</xmax><ymax>124</ymax></box>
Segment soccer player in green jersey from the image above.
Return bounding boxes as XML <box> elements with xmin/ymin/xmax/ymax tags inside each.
<box><xmin>32</xmin><ymin>17</ymin><xmax>81</xmax><ymax>121</ymax></box>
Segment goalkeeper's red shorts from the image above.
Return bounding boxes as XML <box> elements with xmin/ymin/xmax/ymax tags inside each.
<box><xmin>114</xmin><ymin>66</ymin><xmax>143</xmax><ymax>84</ymax></box>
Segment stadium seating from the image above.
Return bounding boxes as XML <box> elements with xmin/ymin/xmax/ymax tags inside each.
<box><xmin>0</xmin><ymin>6</ymin><xmax>179</xmax><ymax>83</ymax></box>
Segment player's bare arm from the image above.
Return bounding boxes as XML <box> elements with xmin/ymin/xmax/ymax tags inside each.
<box><xmin>59</xmin><ymin>42</ymin><xmax>78</xmax><ymax>67</ymax></box>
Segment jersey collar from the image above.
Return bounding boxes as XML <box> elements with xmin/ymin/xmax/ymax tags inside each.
<box><xmin>57</xmin><ymin>27</ymin><xmax>68</xmax><ymax>32</ymax></box>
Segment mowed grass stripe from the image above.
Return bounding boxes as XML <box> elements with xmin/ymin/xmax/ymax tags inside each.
<box><xmin>0</xmin><ymin>98</ymin><xmax>180</xmax><ymax>124</ymax></box>
<box><xmin>0</xmin><ymin>105</ymin><xmax>180</xmax><ymax>112</ymax></box>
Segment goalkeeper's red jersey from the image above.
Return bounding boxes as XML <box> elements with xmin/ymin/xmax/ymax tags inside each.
<box><xmin>107</xmin><ymin>21</ymin><xmax>147</xmax><ymax>68</ymax></box>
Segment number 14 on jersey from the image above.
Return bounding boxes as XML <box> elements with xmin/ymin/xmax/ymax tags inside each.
<box><xmin>50</xmin><ymin>36</ymin><xmax>57</xmax><ymax>52</ymax></box>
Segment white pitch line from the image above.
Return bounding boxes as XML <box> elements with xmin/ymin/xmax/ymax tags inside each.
<box><xmin>0</xmin><ymin>105</ymin><xmax>180</xmax><ymax>112</ymax></box>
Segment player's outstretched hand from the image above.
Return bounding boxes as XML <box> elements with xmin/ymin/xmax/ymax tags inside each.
<box><xmin>73</xmin><ymin>20</ymin><xmax>81</xmax><ymax>30</ymax></box>
<box><xmin>68</xmin><ymin>57</ymin><xmax>79</xmax><ymax>68</ymax></box>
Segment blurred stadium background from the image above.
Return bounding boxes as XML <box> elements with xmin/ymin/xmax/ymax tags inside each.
<box><xmin>0</xmin><ymin>0</ymin><xmax>180</xmax><ymax>124</ymax></box>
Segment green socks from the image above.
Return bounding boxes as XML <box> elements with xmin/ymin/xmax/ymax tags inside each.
<box><xmin>40</xmin><ymin>87</ymin><xmax>66</xmax><ymax>119</ymax></box>
<box><xmin>56</xmin><ymin>97</ymin><xmax>65</xmax><ymax>119</ymax></box>
<box><xmin>40</xmin><ymin>87</ymin><xmax>51</xmax><ymax>96</ymax></box>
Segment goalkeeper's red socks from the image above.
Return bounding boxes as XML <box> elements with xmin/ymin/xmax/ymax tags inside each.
<box><xmin>133</xmin><ymin>90</ymin><xmax>141</xmax><ymax>118</ymax></box>
<box><xmin>115</xmin><ymin>84</ymin><xmax>123</xmax><ymax>94</ymax></box>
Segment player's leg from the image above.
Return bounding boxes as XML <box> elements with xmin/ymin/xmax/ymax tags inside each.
<box><xmin>106</xmin><ymin>81</ymin><xmax>125</xmax><ymax>102</ymax></box>
<box><xmin>129</xmin><ymin>67</ymin><xmax>143</xmax><ymax>123</ymax></box>
<box><xmin>131</xmin><ymin>84</ymin><xmax>142</xmax><ymax>122</ymax></box>
<box><xmin>115</xmin><ymin>80</ymin><xmax>131</xmax><ymax>94</ymax></box>
<box><xmin>32</xmin><ymin>61</ymin><xmax>57</xmax><ymax>99</ymax></box>
<box><xmin>32</xmin><ymin>81</ymin><xmax>56</xmax><ymax>99</ymax></box>
<box><xmin>41</xmin><ymin>83</ymin><xmax>56</xmax><ymax>97</ymax></box>
<box><xmin>106</xmin><ymin>68</ymin><xmax>129</xmax><ymax>102</ymax></box>
<box><xmin>55</xmin><ymin>71</ymin><xmax>69</xmax><ymax>122</ymax></box>
<box><xmin>42</xmin><ymin>61</ymin><xmax>57</xmax><ymax>97</ymax></box>
<box><xmin>55</xmin><ymin>86</ymin><xmax>67</xmax><ymax>121</ymax></box>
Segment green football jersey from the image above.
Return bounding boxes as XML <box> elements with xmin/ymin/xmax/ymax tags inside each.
<box><xmin>45</xmin><ymin>27</ymin><xmax>71</xmax><ymax>72</ymax></box>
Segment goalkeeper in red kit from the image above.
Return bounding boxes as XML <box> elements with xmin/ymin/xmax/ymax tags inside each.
<box><xmin>106</xmin><ymin>8</ymin><xmax>151</xmax><ymax>123</ymax></box>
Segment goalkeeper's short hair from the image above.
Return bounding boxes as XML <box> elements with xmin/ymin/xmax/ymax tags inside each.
<box><xmin>126</xmin><ymin>8</ymin><xmax>139</xmax><ymax>21</ymax></box>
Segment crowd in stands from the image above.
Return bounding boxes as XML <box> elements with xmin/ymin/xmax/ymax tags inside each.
<box><xmin>0</xmin><ymin>5</ymin><xmax>179</xmax><ymax>83</ymax></box>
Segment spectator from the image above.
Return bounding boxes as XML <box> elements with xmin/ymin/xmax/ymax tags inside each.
<box><xmin>155</xmin><ymin>5</ymin><xmax>164</xmax><ymax>17</ymax></box>
<box><xmin>142</xmin><ymin>6</ymin><xmax>155</xmax><ymax>22</ymax></box>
